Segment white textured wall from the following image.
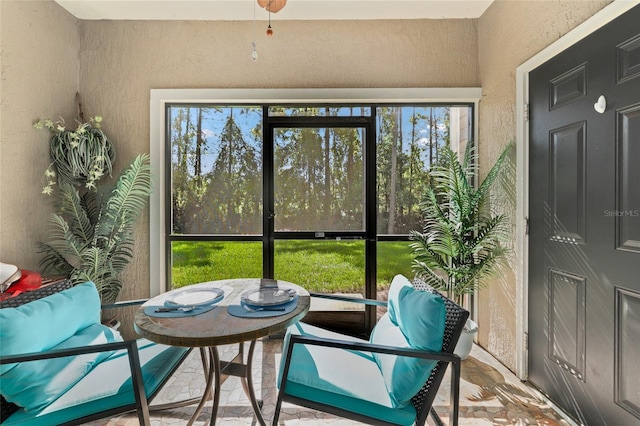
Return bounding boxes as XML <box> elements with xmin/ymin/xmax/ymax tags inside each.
<box><xmin>0</xmin><ymin>0</ymin><xmax>79</xmax><ymax>269</ymax></box>
<box><xmin>477</xmin><ymin>0</ymin><xmax>611</xmax><ymax>371</ymax></box>
<box><xmin>77</xmin><ymin>18</ymin><xmax>479</xmax><ymax>301</ymax></box>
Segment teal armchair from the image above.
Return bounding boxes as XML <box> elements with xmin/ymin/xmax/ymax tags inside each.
<box><xmin>273</xmin><ymin>275</ymin><xmax>469</xmax><ymax>426</ymax></box>
<box><xmin>0</xmin><ymin>281</ymin><xmax>194</xmax><ymax>426</ymax></box>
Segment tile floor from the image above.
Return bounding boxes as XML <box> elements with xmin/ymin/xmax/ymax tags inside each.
<box><xmin>86</xmin><ymin>339</ymin><xmax>572</xmax><ymax>426</ymax></box>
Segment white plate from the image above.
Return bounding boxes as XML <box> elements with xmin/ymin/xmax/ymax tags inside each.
<box><xmin>241</xmin><ymin>287</ymin><xmax>295</xmax><ymax>307</ymax></box>
<box><xmin>166</xmin><ymin>287</ymin><xmax>224</xmax><ymax>307</ymax></box>
<box><xmin>0</xmin><ymin>263</ymin><xmax>20</xmax><ymax>292</ymax></box>
<box><xmin>0</xmin><ymin>262</ymin><xmax>19</xmax><ymax>284</ymax></box>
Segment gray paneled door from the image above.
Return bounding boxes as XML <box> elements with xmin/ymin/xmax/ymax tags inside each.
<box><xmin>529</xmin><ymin>5</ymin><xmax>640</xmax><ymax>425</ymax></box>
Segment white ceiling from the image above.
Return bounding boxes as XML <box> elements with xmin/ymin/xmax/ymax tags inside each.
<box><xmin>55</xmin><ymin>0</ymin><xmax>494</xmax><ymax>21</ymax></box>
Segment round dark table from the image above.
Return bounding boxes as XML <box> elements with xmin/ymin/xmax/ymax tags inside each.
<box><xmin>134</xmin><ymin>278</ymin><xmax>310</xmax><ymax>425</ymax></box>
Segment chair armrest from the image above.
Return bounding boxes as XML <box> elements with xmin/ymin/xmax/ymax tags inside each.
<box><xmin>101</xmin><ymin>299</ymin><xmax>148</xmax><ymax>310</ymax></box>
<box><xmin>309</xmin><ymin>292</ymin><xmax>387</xmax><ymax>307</ymax></box>
<box><xmin>287</xmin><ymin>333</ymin><xmax>459</xmax><ymax>364</ymax></box>
<box><xmin>0</xmin><ymin>340</ymin><xmax>138</xmax><ymax>365</ymax></box>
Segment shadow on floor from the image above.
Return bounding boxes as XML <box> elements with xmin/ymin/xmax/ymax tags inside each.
<box><xmin>431</xmin><ymin>346</ymin><xmax>571</xmax><ymax>426</ymax></box>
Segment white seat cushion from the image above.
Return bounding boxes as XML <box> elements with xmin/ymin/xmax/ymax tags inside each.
<box><xmin>279</xmin><ymin>322</ymin><xmax>417</xmax><ymax>425</ymax></box>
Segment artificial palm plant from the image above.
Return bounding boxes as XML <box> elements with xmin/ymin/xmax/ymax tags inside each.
<box><xmin>36</xmin><ymin>115</ymin><xmax>151</xmax><ymax>304</ymax></box>
<box><xmin>409</xmin><ymin>142</ymin><xmax>512</xmax><ymax>306</ymax></box>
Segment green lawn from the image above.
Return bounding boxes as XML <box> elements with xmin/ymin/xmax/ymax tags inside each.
<box><xmin>171</xmin><ymin>240</ymin><xmax>414</xmax><ymax>292</ymax></box>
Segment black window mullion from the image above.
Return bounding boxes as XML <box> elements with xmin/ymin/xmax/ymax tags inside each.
<box><xmin>168</xmin><ymin>235</ymin><xmax>263</xmax><ymax>242</ymax></box>
<box><xmin>164</xmin><ymin>105</ymin><xmax>174</xmax><ymax>292</ymax></box>
<box><xmin>274</xmin><ymin>231</ymin><xmax>366</xmax><ymax>240</ymax></box>
<box><xmin>267</xmin><ymin>116</ymin><xmax>371</xmax><ymax>127</ymax></box>
<box><xmin>263</xmin><ymin>106</ymin><xmax>275</xmax><ymax>279</ymax></box>
<box><xmin>365</xmin><ymin>109</ymin><xmax>377</xmax><ymax>332</ymax></box>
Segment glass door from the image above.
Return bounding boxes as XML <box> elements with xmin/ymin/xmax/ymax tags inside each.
<box><xmin>265</xmin><ymin>116</ymin><xmax>376</xmax><ymax>333</ymax></box>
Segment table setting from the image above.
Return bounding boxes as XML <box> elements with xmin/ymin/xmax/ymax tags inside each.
<box><xmin>227</xmin><ymin>281</ymin><xmax>299</xmax><ymax>318</ymax></box>
<box><xmin>142</xmin><ymin>282</ymin><xmax>231</xmax><ymax>318</ymax></box>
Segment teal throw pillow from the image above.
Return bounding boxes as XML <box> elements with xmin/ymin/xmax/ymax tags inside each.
<box><xmin>395</xmin><ymin>285</ymin><xmax>446</xmax><ymax>351</ymax></box>
<box><xmin>371</xmin><ymin>287</ymin><xmax>446</xmax><ymax>407</ymax></box>
<box><xmin>0</xmin><ymin>282</ymin><xmax>102</xmax><ymax>375</ymax></box>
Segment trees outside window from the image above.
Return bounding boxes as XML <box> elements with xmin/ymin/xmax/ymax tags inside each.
<box><xmin>170</xmin><ymin>106</ymin><xmax>262</xmax><ymax>235</ymax></box>
<box><xmin>167</xmin><ymin>104</ymin><xmax>471</xmax><ymax>293</ymax></box>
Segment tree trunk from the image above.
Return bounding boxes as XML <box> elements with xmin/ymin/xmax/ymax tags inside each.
<box><xmin>195</xmin><ymin>108</ymin><xmax>203</xmax><ymax>179</ymax></box>
<box><xmin>409</xmin><ymin>107</ymin><xmax>416</xmax><ymax>199</ymax></box>
<box><xmin>324</xmin><ymin>108</ymin><xmax>332</xmax><ymax>228</ymax></box>
<box><xmin>388</xmin><ymin>107</ymin><xmax>398</xmax><ymax>234</ymax></box>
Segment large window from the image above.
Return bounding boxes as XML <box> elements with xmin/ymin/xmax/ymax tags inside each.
<box><xmin>151</xmin><ymin>88</ymin><xmax>478</xmax><ymax>332</ymax></box>
<box><xmin>377</xmin><ymin>106</ymin><xmax>466</xmax><ymax>235</ymax></box>
<box><xmin>169</xmin><ymin>106</ymin><xmax>262</xmax><ymax>236</ymax></box>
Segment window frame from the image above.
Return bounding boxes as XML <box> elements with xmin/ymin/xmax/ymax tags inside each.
<box><xmin>150</xmin><ymin>88</ymin><xmax>481</xmax><ymax>298</ymax></box>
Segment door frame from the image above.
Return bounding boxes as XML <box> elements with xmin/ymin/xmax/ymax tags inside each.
<box><xmin>515</xmin><ymin>0</ymin><xmax>639</xmax><ymax>380</ymax></box>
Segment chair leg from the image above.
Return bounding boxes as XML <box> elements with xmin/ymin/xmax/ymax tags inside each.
<box><xmin>429</xmin><ymin>407</ymin><xmax>445</xmax><ymax>426</ymax></box>
<box><xmin>126</xmin><ymin>342</ymin><xmax>150</xmax><ymax>426</ymax></box>
<box><xmin>449</xmin><ymin>359</ymin><xmax>461</xmax><ymax>426</ymax></box>
<box><xmin>272</xmin><ymin>389</ymin><xmax>287</xmax><ymax>425</ymax></box>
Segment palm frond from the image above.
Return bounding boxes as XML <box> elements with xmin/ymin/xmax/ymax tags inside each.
<box><xmin>37</xmin><ymin>242</ymin><xmax>73</xmax><ymax>276</ymax></box>
<box><xmin>44</xmin><ymin>213</ymin><xmax>87</xmax><ymax>269</ymax></box>
<box><xmin>101</xmin><ymin>279</ymin><xmax>123</xmax><ymax>305</ymax></box>
<box><xmin>102</xmin><ymin>154</ymin><xmax>151</xmax><ymax>231</ymax></box>
<box><xmin>410</xmin><ymin>237</ymin><xmax>449</xmax><ymax>271</ymax></box>
<box><xmin>461</xmin><ymin>140</ymin><xmax>479</xmax><ymax>176</ymax></box>
<box><xmin>471</xmin><ymin>215</ymin><xmax>510</xmax><ymax>252</ymax></box>
<box><xmin>74</xmin><ymin>246</ymin><xmax>122</xmax><ymax>304</ymax></box>
<box><xmin>81</xmin><ymin>190</ymin><xmax>101</xmax><ymax>227</ymax></box>
<box><xmin>411</xmin><ymin>260</ymin><xmax>448</xmax><ymax>292</ymax></box>
<box><xmin>110</xmin><ymin>249</ymin><xmax>134</xmax><ymax>274</ymax></box>
<box><xmin>79</xmin><ymin>246</ymin><xmax>109</xmax><ymax>282</ymax></box>
<box><xmin>464</xmin><ymin>248</ymin><xmax>510</xmax><ymax>288</ymax></box>
<box><xmin>476</xmin><ymin>143</ymin><xmax>513</xmax><ymax>203</ymax></box>
<box><xmin>57</xmin><ymin>182</ymin><xmax>94</xmax><ymax>244</ymax></box>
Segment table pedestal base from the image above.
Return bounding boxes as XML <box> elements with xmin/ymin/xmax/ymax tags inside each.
<box><xmin>188</xmin><ymin>341</ymin><xmax>266</xmax><ymax>426</ymax></box>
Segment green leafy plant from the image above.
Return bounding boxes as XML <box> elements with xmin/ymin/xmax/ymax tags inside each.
<box><xmin>34</xmin><ymin>116</ymin><xmax>115</xmax><ymax>194</ymax></box>
<box><xmin>38</xmin><ymin>154</ymin><xmax>151</xmax><ymax>304</ymax></box>
<box><xmin>409</xmin><ymin>143</ymin><xmax>512</xmax><ymax>306</ymax></box>
<box><xmin>36</xmin><ymin>114</ymin><xmax>151</xmax><ymax>304</ymax></box>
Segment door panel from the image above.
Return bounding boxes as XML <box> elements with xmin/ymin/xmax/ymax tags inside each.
<box><xmin>616</xmin><ymin>288</ymin><xmax>640</xmax><ymax>418</ymax></box>
<box><xmin>548</xmin><ymin>269</ymin><xmax>586</xmax><ymax>382</ymax></box>
<box><xmin>529</xmin><ymin>5</ymin><xmax>640</xmax><ymax>425</ymax></box>
<box><xmin>549</xmin><ymin>122</ymin><xmax>587</xmax><ymax>243</ymax></box>
<box><xmin>617</xmin><ymin>105</ymin><xmax>640</xmax><ymax>252</ymax></box>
